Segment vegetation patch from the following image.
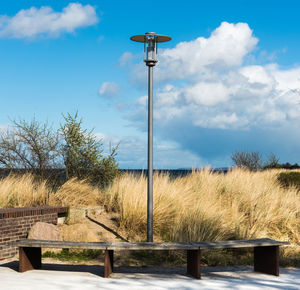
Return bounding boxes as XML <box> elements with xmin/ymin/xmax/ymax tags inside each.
<box><xmin>277</xmin><ymin>172</ymin><xmax>300</xmax><ymax>190</ymax></box>
<box><xmin>124</xmin><ymin>250</ymin><xmax>186</xmax><ymax>267</ymax></box>
<box><xmin>104</xmin><ymin>169</ymin><xmax>300</xmax><ymax>244</ymax></box>
<box><xmin>0</xmin><ymin>168</ymin><xmax>299</xmax><ymax>267</ymax></box>
<box><xmin>43</xmin><ymin>249</ymin><xmax>103</xmax><ymax>262</ymax></box>
<box><xmin>0</xmin><ymin>112</ymin><xmax>119</xmax><ymax>188</ymax></box>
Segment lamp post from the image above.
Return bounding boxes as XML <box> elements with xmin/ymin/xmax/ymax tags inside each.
<box><xmin>130</xmin><ymin>32</ymin><xmax>171</xmax><ymax>242</ymax></box>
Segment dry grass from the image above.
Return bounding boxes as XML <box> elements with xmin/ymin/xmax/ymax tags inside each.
<box><xmin>0</xmin><ymin>174</ymin><xmax>102</xmax><ymax>209</ymax></box>
<box><xmin>0</xmin><ymin>169</ymin><xmax>299</xmax><ymax>247</ymax></box>
<box><xmin>49</xmin><ymin>178</ymin><xmax>101</xmax><ymax>208</ymax></box>
<box><xmin>0</xmin><ymin>174</ymin><xmax>51</xmax><ymax>208</ymax></box>
<box><xmin>104</xmin><ymin>169</ymin><xmax>300</xmax><ymax>244</ymax></box>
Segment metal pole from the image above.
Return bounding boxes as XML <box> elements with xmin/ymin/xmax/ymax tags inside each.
<box><xmin>147</xmin><ymin>64</ymin><xmax>153</xmax><ymax>242</ymax></box>
<box><xmin>130</xmin><ymin>32</ymin><xmax>170</xmax><ymax>244</ymax></box>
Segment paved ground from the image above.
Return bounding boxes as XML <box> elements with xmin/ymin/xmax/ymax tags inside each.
<box><xmin>0</xmin><ymin>260</ymin><xmax>299</xmax><ymax>289</ymax></box>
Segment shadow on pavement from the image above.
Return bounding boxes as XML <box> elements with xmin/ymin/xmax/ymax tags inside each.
<box><xmin>1</xmin><ymin>261</ymin><xmax>190</xmax><ymax>278</ymax></box>
<box><xmin>0</xmin><ymin>260</ymin><xmax>104</xmax><ymax>276</ymax></box>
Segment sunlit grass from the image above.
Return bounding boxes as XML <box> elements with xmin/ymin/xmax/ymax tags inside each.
<box><xmin>0</xmin><ymin>174</ymin><xmax>51</xmax><ymax>208</ymax></box>
<box><xmin>104</xmin><ymin>169</ymin><xmax>300</xmax><ymax>244</ymax></box>
<box><xmin>0</xmin><ymin>169</ymin><xmax>299</xmax><ymax>246</ymax></box>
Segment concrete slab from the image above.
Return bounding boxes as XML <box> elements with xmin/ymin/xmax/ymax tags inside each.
<box><xmin>0</xmin><ymin>259</ymin><xmax>299</xmax><ymax>289</ymax></box>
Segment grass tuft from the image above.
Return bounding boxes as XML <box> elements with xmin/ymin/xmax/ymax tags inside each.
<box><xmin>49</xmin><ymin>178</ymin><xmax>101</xmax><ymax>207</ymax></box>
<box><xmin>0</xmin><ymin>174</ymin><xmax>51</xmax><ymax>208</ymax></box>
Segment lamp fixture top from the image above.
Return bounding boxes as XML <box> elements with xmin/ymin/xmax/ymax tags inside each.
<box><xmin>130</xmin><ymin>32</ymin><xmax>171</xmax><ymax>43</ymax></box>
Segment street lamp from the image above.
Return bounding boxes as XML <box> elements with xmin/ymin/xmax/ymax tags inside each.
<box><xmin>130</xmin><ymin>32</ymin><xmax>171</xmax><ymax>242</ymax></box>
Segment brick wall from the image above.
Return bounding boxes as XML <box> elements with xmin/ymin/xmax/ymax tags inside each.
<box><xmin>0</xmin><ymin>206</ymin><xmax>68</xmax><ymax>260</ymax></box>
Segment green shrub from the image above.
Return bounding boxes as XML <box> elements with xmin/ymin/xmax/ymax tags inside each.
<box><xmin>60</xmin><ymin>112</ymin><xmax>119</xmax><ymax>187</ymax></box>
<box><xmin>277</xmin><ymin>172</ymin><xmax>300</xmax><ymax>190</ymax></box>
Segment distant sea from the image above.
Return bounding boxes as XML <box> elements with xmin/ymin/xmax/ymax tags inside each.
<box><xmin>0</xmin><ymin>167</ymin><xmax>230</xmax><ymax>180</ymax></box>
<box><xmin>119</xmin><ymin>168</ymin><xmax>230</xmax><ymax>177</ymax></box>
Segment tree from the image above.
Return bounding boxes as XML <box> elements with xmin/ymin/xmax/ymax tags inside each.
<box><xmin>0</xmin><ymin>118</ymin><xmax>61</xmax><ymax>177</ymax></box>
<box><xmin>231</xmin><ymin>150</ymin><xmax>263</xmax><ymax>171</ymax></box>
<box><xmin>60</xmin><ymin>112</ymin><xmax>118</xmax><ymax>186</ymax></box>
<box><xmin>0</xmin><ymin>113</ymin><xmax>119</xmax><ymax>186</ymax></box>
<box><xmin>263</xmin><ymin>153</ymin><xmax>280</xmax><ymax>169</ymax></box>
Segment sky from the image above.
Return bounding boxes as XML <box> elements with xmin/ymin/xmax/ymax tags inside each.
<box><xmin>0</xmin><ymin>0</ymin><xmax>300</xmax><ymax>169</ymax></box>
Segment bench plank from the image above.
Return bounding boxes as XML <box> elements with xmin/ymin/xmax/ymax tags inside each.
<box><xmin>15</xmin><ymin>240</ymin><xmax>110</xmax><ymax>249</ymax></box>
<box><xmin>191</xmin><ymin>238</ymin><xmax>289</xmax><ymax>250</ymax></box>
<box><xmin>15</xmin><ymin>238</ymin><xmax>289</xmax><ymax>250</ymax></box>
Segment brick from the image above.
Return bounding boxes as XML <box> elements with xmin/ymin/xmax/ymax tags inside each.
<box><xmin>0</xmin><ymin>206</ymin><xmax>67</xmax><ymax>260</ymax></box>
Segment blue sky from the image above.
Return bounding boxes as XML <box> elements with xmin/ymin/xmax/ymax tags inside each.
<box><xmin>0</xmin><ymin>1</ymin><xmax>300</xmax><ymax>168</ymax></box>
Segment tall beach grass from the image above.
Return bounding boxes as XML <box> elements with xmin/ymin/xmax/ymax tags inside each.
<box><xmin>0</xmin><ymin>169</ymin><xmax>299</xmax><ymax>245</ymax></box>
<box><xmin>104</xmin><ymin>169</ymin><xmax>300</xmax><ymax>243</ymax></box>
<box><xmin>0</xmin><ymin>174</ymin><xmax>51</xmax><ymax>208</ymax></box>
<box><xmin>0</xmin><ymin>174</ymin><xmax>100</xmax><ymax>209</ymax></box>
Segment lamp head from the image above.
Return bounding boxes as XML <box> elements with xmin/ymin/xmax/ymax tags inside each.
<box><xmin>130</xmin><ymin>32</ymin><xmax>171</xmax><ymax>66</ymax></box>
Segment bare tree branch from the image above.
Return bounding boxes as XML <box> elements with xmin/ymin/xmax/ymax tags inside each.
<box><xmin>0</xmin><ymin>118</ymin><xmax>61</xmax><ymax>176</ymax></box>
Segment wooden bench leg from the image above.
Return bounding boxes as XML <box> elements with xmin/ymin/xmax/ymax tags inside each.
<box><xmin>254</xmin><ymin>246</ymin><xmax>279</xmax><ymax>276</ymax></box>
<box><xmin>19</xmin><ymin>247</ymin><xmax>42</xmax><ymax>273</ymax></box>
<box><xmin>104</xmin><ymin>250</ymin><xmax>114</xmax><ymax>278</ymax></box>
<box><xmin>187</xmin><ymin>249</ymin><xmax>201</xmax><ymax>279</ymax></box>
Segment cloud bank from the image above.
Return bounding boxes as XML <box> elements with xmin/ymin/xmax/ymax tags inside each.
<box><xmin>0</xmin><ymin>3</ymin><xmax>98</xmax><ymax>39</ymax></box>
<box><xmin>98</xmin><ymin>82</ymin><xmax>120</xmax><ymax>98</ymax></box>
<box><xmin>94</xmin><ymin>132</ymin><xmax>203</xmax><ymax>169</ymax></box>
<box><xmin>122</xmin><ymin>22</ymin><xmax>300</xmax><ymax>166</ymax></box>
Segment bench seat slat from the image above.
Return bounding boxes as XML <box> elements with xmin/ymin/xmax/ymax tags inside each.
<box><xmin>14</xmin><ymin>238</ymin><xmax>289</xmax><ymax>250</ymax></box>
<box><xmin>15</xmin><ymin>240</ymin><xmax>110</xmax><ymax>249</ymax></box>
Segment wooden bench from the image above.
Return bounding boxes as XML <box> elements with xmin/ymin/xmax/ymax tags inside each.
<box><xmin>14</xmin><ymin>238</ymin><xmax>289</xmax><ymax>279</ymax></box>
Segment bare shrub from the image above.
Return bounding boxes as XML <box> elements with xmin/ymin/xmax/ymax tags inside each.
<box><xmin>231</xmin><ymin>150</ymin><xmax>263</xmax><ymax>171</ymax></box>
<box><xmin>0</xmin><ymin>118</ymin><xmax>61</xmax><ymax>177</ymax></box>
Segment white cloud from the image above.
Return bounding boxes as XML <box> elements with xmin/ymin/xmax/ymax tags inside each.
<box><xmin>94</xmin><ymin>132</ymin><xmax>121</xmax><ymax>145</ymax></box>
<box><xmin>121</xmin><ymin>22</ymin><xmax>300</xmax><ymax>165</ymax></box>
<box><xmin>195</xmin><ymin>113</ymin><xmax>239</xmax><ymax>129</ymax></box>
<box><xmin>0</xmin><ymin>3</ymin><xmax>98</xmax><ymax>39</ymax></box>
<box><xmin>119</xmin><ymin>52</ymin><xmax>134</xmax><ymax>66</ymax></box>
<box><xmin>127</xmin><ymin>22</ymin><xmax>300</xmax><ymax>131</ymax></box>
<box><xmin>184</xmin><ymin>82</ymin><xmax>230</xmax><ymax>106</ymax></box>
<box><xmin>131</xmin><ymin>22</ymin><xmax>258</xmax><ymax>84</ymax></box>
<box><xmin>98</xmin><ymin>82</ymin><xmax>120</xmax><ymax>98</ymax></box>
